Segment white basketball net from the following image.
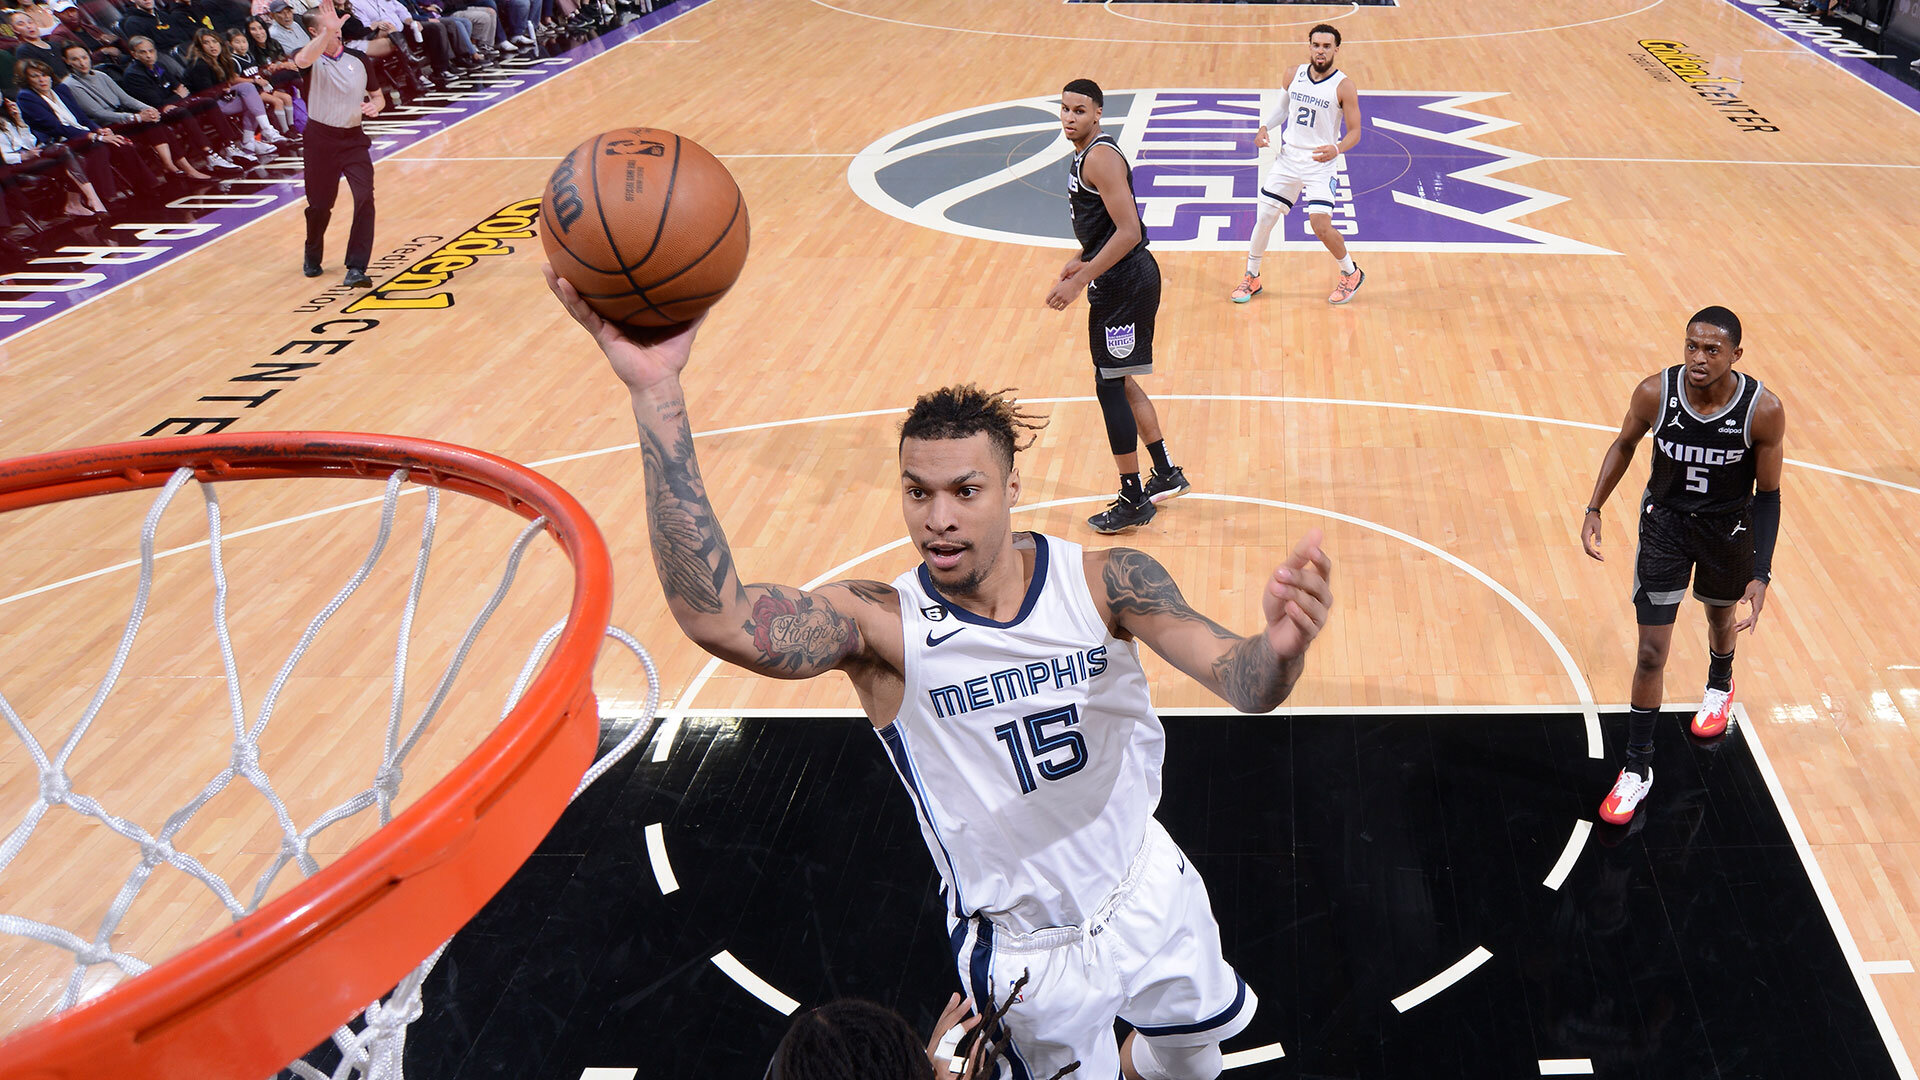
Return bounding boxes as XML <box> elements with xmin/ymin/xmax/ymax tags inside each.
<box><xmin>0</xmin><ymin>465</ymin><xmax>660</xmax><ymax>1080</ymax></box>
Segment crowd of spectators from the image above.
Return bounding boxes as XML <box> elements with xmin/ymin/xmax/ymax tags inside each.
<box><xmin>0</xmin><ymin>0</ymin><xmax>618</xmax><ymax>245</ymax></box>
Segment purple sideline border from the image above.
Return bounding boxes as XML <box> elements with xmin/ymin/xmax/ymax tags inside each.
<box><xmin>1719</xmin><ymin>0</ymin><xmax>1920</xmax><ymax>113</ymax></box>
<box><xmin>0</xmin><ymin>0</ymin><xmax>712</xmax><ymax>347</ymax></box>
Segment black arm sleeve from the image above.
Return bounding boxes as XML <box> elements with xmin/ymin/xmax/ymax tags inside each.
<box><xmin>1751</xmin><ymin>487</ymin><xmax>1780</xmax><ymax>584</ymax></box>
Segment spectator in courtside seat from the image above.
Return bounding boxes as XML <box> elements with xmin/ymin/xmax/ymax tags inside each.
<box><xmin>117</xmin><ymin>0</ymin><xmax>194</xmax><ymax>52</ymax></box>
<box><xmin>61</xmin><ymin>40</ymin><xmax>214</xmax><ymax>178</ymax></box>
<box><xmin>264</xmin><ymin>1</ymin><xmax>309</xmax><ymax>53</ymax></box>
<box><xmin>439</xmin><ymin>0</ymin><xmax>496</xmax><ymax>63</ymax></box>
<box><xmin>16</xmin><ymin>56</ymin><xmax>162</xmax><ymax>194</ymax></box>
<box><xmin>337</xmin><ymin>0</ymin><xmax>431</xmax><ymax>93</ymax></box>
<box><xmin>4</xmin><ymin>70</ymin><xmax>115</xmax><ymax>212</ymax></box>
<box><xmin>246</xmin><ymin>15</ymin><xmax>308</xmax><ymax>95</ymax></box>
<box><xmin>196</xmin><ymin>0</ymin><xmax>255</xmax><ymax>32</ymax></box>
<box><xmin>51</xmin><ymin>4</ymin><xmax>129</xmax><ymax>69</ymax></box>
<box><xmin>182</xmin><ymin>25</ymin><xmax>284</xmax><ymax>153</ymax></box>
<box><xmin>225</xmin><ymin>25</ymin><xmax>293</xmax><ymax>130</ymax></box>
<box><xmin>117</xmin><ymin>33</ymin><xmax>245</xmax><ymax>169</ymax></box>
<box><xmin>11</xmin><ymin>10</ymin><xmax>72</xmax><ymax>78</ymax></box>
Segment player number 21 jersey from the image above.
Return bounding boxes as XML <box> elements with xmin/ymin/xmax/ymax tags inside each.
<box><xmin>1275</xmin><ymin>65</ymin><xmax>1348</xmax><ymax>165</ymax></box>
<box><xmin>878</xmin><ymin>533</ymin><xmax>1165</xmax><ymax>934</ymax></box>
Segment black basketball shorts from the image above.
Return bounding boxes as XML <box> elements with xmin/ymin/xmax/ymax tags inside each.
<box><xmin>1632</xmin><ymin>501</ymin><xmax>1756</xmax><ymax>625</ymax></box>
<box><xmin>1087</xmin><ymin>247</ymin><xmax>1160</xmax><ymax>380</ymax></box>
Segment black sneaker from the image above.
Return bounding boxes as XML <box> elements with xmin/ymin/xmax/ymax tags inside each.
<box><xmin>1144</xmin><ymin>465</ymin><xmax>1190</xmax><ymax>503</ymax></box>
<box><xmin>343</xmin><ymin>268</ymin><xmax>373</xmax><ymax>288</ymax></box>
<box><xmin>303</xmin><ymin>259</ymin><xmax>323</xmax><ymax>278</ymax></box>
<box><xmin>1087</xmin><ymin>492</ymin><xmax>1156</xmax><ymax>534</ymax></box>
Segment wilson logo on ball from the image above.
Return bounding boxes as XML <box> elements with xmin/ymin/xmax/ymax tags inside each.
<box><xmin>547</xmin><ymin>153</ymin><xmax>585</xmax><ymax>234</ymax></box>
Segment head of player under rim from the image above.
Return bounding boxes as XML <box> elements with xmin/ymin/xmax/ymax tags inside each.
<box><xmin>541</xmin><ymin>127</ymin><xmax>751</xmax><ymax>328</ymax></box>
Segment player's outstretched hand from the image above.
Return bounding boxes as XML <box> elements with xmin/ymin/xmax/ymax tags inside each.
<box><xmin>1733</xmin><ymin>580</ymin><xmax>1767</xmax><ymax>634</ymax></box>
<box><xmin>1581</xmin><ymin>512</ymin><xmax>1604</xmax><ymax>561</ymax></box>
<box><xmin>1262</xmin><ymin>529</ymin><xmax>1332</xmax><ymax>661</ymax></box>
<box><xmin>545</xmin><ymin>262</ymin><xmax>704</xmax><ymax>393</ymax></box>
<box><xmin>926</xmin><ymin>993</ymin><xmax>982</xmax><ymax>1079</ymax></box>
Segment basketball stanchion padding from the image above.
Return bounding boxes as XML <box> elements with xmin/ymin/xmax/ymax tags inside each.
<box><xmin>0</xmin><ymin>433</ymin><xmax>615</xmax><ymax>1080</ymax></box>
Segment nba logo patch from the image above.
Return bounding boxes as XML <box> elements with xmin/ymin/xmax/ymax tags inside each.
<box><xmin>1105</xmin><ymin>323</ymin><xmax>1136</xmax><ymax>360</ymax></box>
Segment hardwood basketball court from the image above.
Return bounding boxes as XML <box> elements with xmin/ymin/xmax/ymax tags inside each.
<box><xmin>2</xmin><ymin>0</ymin><xmax>1918</xmax><ymax>1076</ymax></box>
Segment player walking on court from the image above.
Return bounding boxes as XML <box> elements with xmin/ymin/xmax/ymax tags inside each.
<box><xmin>1047</xmin><ymin>78</ymin><xmax>1191</xmax><ymax>535</ymax></box>
<box><xmin>1580</xmin><ymin>306</ymin><xmax>1785</xmax><ymax>825</ymax></box>
<box><xmin>546</xmin><ymin>270</ymin><xmax>1334</xmax><ymax>1080</ymax></box>
<box><xmin>1230</xmin><ymin>25</ymin><xmax>1365</xmax><ymax>306</ymax></box>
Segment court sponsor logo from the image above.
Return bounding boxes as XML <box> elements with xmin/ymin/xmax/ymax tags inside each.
<box><xmin>1724</xmin><ymin>1</ymin><xmax>1895</xmax><ymax>59</ymax></box>
<box><xmin>1637</xmin><ymin>41</ymin><xmax>1781</xmax><ymax>132</ymax></box>
<box><xmin>848</xmin><ymin>89</ymin><xmax>1615</xmax><ymax>255</ymax></box>
<box><xmin>343</xmin><ymin>197</ymin><xmax>541</xmax><ymax>312</ymax></box>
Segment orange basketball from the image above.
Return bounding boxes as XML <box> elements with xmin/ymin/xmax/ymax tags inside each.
<box><xmin>540</xmin><ymin>128</ymin><xmax>750</xmax><ymax>328</ymax></box>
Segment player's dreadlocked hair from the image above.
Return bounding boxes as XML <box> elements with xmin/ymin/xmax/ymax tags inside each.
<box><xmin>961</xmin><ymin>969</ymin><xmax>1081</xmax><ymax>1080</ymax></box>
<box><xmin>766</xmin><ymin>999</ymin><xmax>936</xmax><ymax>1080</ymax></box>
<box><xmin>899</xmin><ymin>385</ymin><xmax>1049</xmax><ymax>475</ymax></box>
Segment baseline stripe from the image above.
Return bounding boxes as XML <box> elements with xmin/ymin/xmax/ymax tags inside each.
<box><xmin>711</xmin><ymin>950</ymin><xmax>800</xmax><ymax>1015</ymax></box>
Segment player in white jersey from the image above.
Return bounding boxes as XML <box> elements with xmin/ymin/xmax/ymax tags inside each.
<box><xmin>1230</xmin><ymin>23</ymin><xmax>1366</xmax><ymax>306</ymax></box>
<box><xmin>545</xmin><ymin>273</ymin><xmax>1334</xmax><ymax>1080</ymax></box>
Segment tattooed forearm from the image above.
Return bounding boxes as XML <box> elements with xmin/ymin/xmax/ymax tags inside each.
<box><xmin>1108</xmin><ymin>548</ymin><xmax>1299</xmax><ymax>712</ymax></box>
<box><xmin>638</xmin><ymin>396</ymin><xmax>741</xmax><ymax>616</ymax></box>
<box><xmin>741</xmin><ymin>585</ymin><xmax>861</xmax><ymax>674</ymax></box>
<box><xmin>1212</xmin><ymin>634</ymin><xmax>1301</xmax><ymax>713</ymax></box>
<box><xmin>838</xmin><ymin>579</ymin><xmax>896</xmax><ymax>606</ymax></box>
<box><xmin>1104</xmin><ymin>548</ymin><xmax>1239</xmax><ymax>641</ymax></box>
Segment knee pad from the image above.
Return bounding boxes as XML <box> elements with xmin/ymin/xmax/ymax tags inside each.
<box><xmin>1130</xmin><ymin>1036</ymin><xmax>1223</xmax><ymax>1080</ymax></box>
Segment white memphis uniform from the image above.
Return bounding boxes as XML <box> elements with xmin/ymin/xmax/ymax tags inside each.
<box><xmin>878</xmin><ymin>533</ymin><xmax>1255</xmax><ymax>1080</ymax></box>
<box><xmin>1259</xmin><ymin>64</ymin><xmax>1350</xmax><ymax>215</ymax></box>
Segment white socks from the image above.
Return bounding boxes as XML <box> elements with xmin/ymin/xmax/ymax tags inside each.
<box><xmin>1246</xmin><ymin>204</ymin><xmax>1282</xmax><ymax>277</ymax></box>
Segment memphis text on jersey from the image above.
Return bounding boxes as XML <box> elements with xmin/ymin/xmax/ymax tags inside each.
<box><xmin>928</xmin><ymin>646</ymin><xmax>1110</xmax><ymax>718</ymax></box>
<box><xmin>1638</xmin><ymin>41</ymin><xmax>1779</xmax><ymax>133</ymax></box>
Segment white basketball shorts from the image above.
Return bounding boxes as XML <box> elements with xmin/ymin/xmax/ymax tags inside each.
<box><xmin>946</xmin><ymin>816</ymin><xmax>1256</xmax><ymax>1080</ymax></box>
<box><xmin>1259</xmin><ymin>154</ymin><xmax>1339</xmax><ymax>216</ymax></box>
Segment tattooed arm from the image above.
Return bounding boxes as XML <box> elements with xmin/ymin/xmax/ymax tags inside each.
<box><xmin>1095</xmin><ymin>532</ymin><xmax>1332</xmax><ymax>712</ymax></box>
<box><xmin>545</xmin><ymin>266</ymin><xmax>898</xmax><ymax>680</ymax></box>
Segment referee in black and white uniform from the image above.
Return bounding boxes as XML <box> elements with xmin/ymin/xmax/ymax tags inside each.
<box><xmin>293</xmin><ymin>0</ymin><xmax>384</xmax><ymax>287</ymax></box>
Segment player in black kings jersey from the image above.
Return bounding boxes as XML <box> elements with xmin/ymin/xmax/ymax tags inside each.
<box><xmin>1047</xmin><ymin>78</ymin><xmax>1190</xmax><ymax>534</ymax></box>
<box><xmin>1580</xmin><ymin>306</ymin><xmax>1785</xmax><ymax>825</ymax></box>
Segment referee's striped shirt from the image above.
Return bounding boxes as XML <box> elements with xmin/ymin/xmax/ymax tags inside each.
<box><xmin>308</xmin><ymin>47</ymin><xmax>376</xmax><ymax>128</ymax></box>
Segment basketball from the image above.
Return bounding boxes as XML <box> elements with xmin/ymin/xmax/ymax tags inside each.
<box><xmin>540</xmin><ymin>128</ymin><xmax>751</xmax><ymax>328</ymax></box>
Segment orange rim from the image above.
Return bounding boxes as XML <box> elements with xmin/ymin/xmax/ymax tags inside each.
<box><xmin>0</xmin><ymin>432</ymin><xmax>613</xmax><ymax>1080</ymax></box>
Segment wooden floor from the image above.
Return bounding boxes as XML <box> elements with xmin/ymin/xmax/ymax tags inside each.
<box><xmin>2</xmin><ymin>0</ymin><xmax>1919</xmax><ymax>1070</ymax></box>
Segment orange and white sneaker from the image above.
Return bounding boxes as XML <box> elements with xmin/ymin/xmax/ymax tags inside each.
<box><xmin>1692</xmin><ymin>681</ymin><xmax>1735</xmax><ymax>738</ymax></box>
<box><xmin>1231</xmin><ymin>273</ymin><xmax>1263</xmax><ymax>303</ymax></box>
<box><xmin>1599</xmin><ymin>767</ymin><xmax>1653</xmax><ymax>825</ymax></box>
<box><xmin>1328</xmin><ymin>264</ymin><xmax>1365</xmax><ymax>305</ymax></box>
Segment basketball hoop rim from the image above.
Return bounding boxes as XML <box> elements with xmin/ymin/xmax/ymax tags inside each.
<box><xmin>0</xmin><ymin>432</ymin><xmax>615</xmax><ymax>1080</ymax></box>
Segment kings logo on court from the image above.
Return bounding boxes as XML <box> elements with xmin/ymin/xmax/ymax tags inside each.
<box><xmin>848</xmin><ymin>89</ymin><xmax>1614</xmax><ymax>255</ymax></box>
